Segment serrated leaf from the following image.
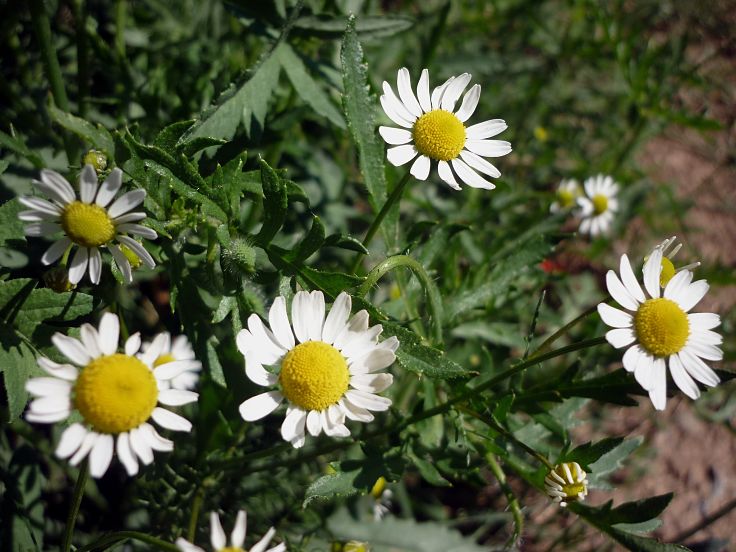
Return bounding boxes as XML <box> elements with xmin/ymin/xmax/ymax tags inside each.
<box><xmin>297</xmin><ymin>267</ymin><xmax>363</xmax><ymax>298</ymax></box>
<box><xmin>179</xmin><ymin>137</ymin><xmax>228</xmax><ymax>157</ymax></box>
<box><xmin>562</xmin><ymin>437</ymin><xmax>625</xmax><ymax>470</ymax></box>
<box><xmin>0</xmin><ymin>339</ymin><xmax>37</xmax><ymax>420</ymax></box>
<box><xmin>256</xmin><ymin>159</ymin><xmax>287</xmax><ymax>246</ymax></box>
<box><xmin>0</xmin><ymin>199</ymin><xmax>27</xmax><ymax>269</ymax></box>
<box><xmin>588</xmin><ymin>436</ymin><xmax>643</xmax><ymax>483</ymax></box>
<box><xmin>0</xmin><ymin>130</ymin><xmax>44</xmax><ymax>168</ymax></box>
<box><xmin>213</xmin><ymin>296</ymin><xmax>237</xmax><ymax>324</ymax></box>
<box><xmin>295</xmin><ymin>14</ymin><xmax>414</xmax><ymax>40</ymax></box>
<box><xmin>152</xmin><ymin>120</ymin><xmax>196</xmax><ymax>152</ymax></box>
<box><xmin>323</xmin><ymin>233</ymin><xmax>369</xmax><ymax>254</ymax></box>
<box><xmin>206</xmin><ymin>337</ymin><xmax>226</xmax><ymax>387</ymax></box>
<box><xmin>409</xmin><ymin>450</ymin><xmax>451</xmax><ymax>487</ymax></box>
<box><xmin>289</xmin><ymin>215</ymin><xmax>325</xmax><ymax>263</ymax></box>
<box><xmin>278</xmin><ymin>44</ymin><xmax>345</xmax><ymax>128</ymax></box>
<box><xmin>48</xmin><ymin>104</ymin><xmax>115</xmax><ymax>156</ymax></box>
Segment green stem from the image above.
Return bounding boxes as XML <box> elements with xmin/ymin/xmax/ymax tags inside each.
<box><xmin>76</xmin><ymin>531</ymin><xmax>180</xmax><ymax>552</ymax></box>
<box><xmin>485</xmin><ymin>453</ymin><xmax>524</xmax><ymax>548</ymax></box>
<box><xmin>529</xmin><ymin>302</ymin><xmax>602</xmax><ymax>358</ymax></box>
<box><xmin>114</xmin><ymin>0</ymin><xmax>126</xmax><ymax>61</ymax></box>
<box><xmin>71</xmin><ymin>0</ymin><xmax>89</xmax><ymax>117</ymax></box>
<box><xmin>358</xmin><ymin>254</ymin><xmax>444</xmax><ymax>345</ymax></box>
<box><xmin>62</xmin><ymin>458</ymin><xmax>89</xmax><ymax>552</ymax></box>
<box><xmin>351</xmin><ymin>169</ymin><xmax>412</xmax><ymax>273</ymax></box>
<box><xmin>187</xmin><ymin>486</ymin><xmax>205</xmax><ymax>542</ymax></box>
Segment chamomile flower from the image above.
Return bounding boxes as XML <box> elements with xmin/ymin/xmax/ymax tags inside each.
<box><xmin>140</xmin><ymin>332</ymin><xmax>201</xmax><ymax>391</ymax></box>
<box><xmin>379</xmin><ymin>68</ymin><xmax>511</xmax><ymax>191</ymax></box>
<box><xmin>550</xmin><ymin>179</ymin><xmax>581</xmax><ymax>213</ymax></box>
<box><xmin>598</xmin><ymin>249</ymin><xmax>723</xmax><ymax>410</ymax></box>
<box><xmin>24</xmin><ymin>313</ymin><xmax>199</xmax><ymax>477</ymax></box>
<box><xmin>649</xmin><ymin>236</ymin><xmax>700</xmax><ymax>288</ymax></box>
<box><xmin>544</xmin><ymin>462</ymin><xmax>588</xmax><ymax>507</ymax></box>
<box><xmin>237</xmin><ymin>291</ymin><xmax>398</xmax><ymax>448</ymax></box>
<box><xmin>371</xmin><ymin>476</ymin><xmax>393</xmax><ymax>520</ymax></box>
<box><xmin>18</xmin><ymin>164</ymin><xmax>157</xmax><ymax>285</ymax></box>
<box><xmin>577</xmin><ymin>174</ymin><xmax>619</xmax><ymax>237</ymax></box>
<box><xmin>176</xmin><ymin>510</ymin><xmax>285</xmax><ymax>552</ymax></box>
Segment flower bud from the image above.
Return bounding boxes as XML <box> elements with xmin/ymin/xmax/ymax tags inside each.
<box><xmin>43</xmin><ymin>266</ymin><xmax>75</xmax><ymax>292</ymax></box>
<box><xmin>544</xmin><ymin>462</ymin><xmax>588</xmax><ymax>507</ymax></box>
<box><xmin>82</xmin><ymin>150</ymin><xmax>107</xmax><ymax>173</ymax></box>
<box><xmin>221</xmin><ymin>238</ymin><xmax>257</xmax><ymax>276</ymax></box>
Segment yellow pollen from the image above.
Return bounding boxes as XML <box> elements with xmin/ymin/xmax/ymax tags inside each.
<box><xmin>659</xmin><ymin>257</ymin><xmax>676</xmax><ymax>287</ymax></box>
<box><xmin>74</xmin><ymin>354</ymin><xmax>158</xmax><ymax>433</ymax></box>
<box><xmin>61</xmin><ymin>201</ymin><xmax>115</xmax><ymax>248</ymax></box>
<box><xmin>561</xmin><ymin>481</ymin><xmax>586</xmax><ymax>500</ymax></box>
<box><xmin>121</xmin><ymin>244</ymin><xmax>142</xmax><ymax>269</ymax></box>
<box><xmin>412</xmin><ymin>110</ymin><xmax>466</xmax><ymax>161</ymax></box>
<box><xmin>154</xmin><ymin>353</ymin><xmax>176</xmax><ymax>367</ymax></box>
<box><xmin>591</xmin><ymin>193</ymin><xmax>608</xmax><ymax>215</ymax></box>
<box><xmin>557</xmin><ymin>189</ymin><xmax>575</xmax><ymax>208</ymax></box>
<box><xmin>634</xmin><ymin>298</ymin><xmax>689</xmax><ymax>357</ymax></box>
<box><xmin>219</xmin><ymin>548</ymin><xmax>245</xmax><ymax>552</ymax></box>
<box><xmin>279</xmin><ymin>341</ymin><xmax>349</xmax><ymax>411</ymax></box>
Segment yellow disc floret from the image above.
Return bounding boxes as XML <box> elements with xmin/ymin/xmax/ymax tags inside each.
<box><xmin>591</xmin><ymin>193</ymin><xmax>608</xmax><ymax>215</ymax></box>
<box><xmin>121</xmin><ymin>244</ymin><xmax>142</xmax><ymax>269</ymax></box>
<box><xmin>220</xmin><ymin>548</ymin><xmax>245</xmax><ymax>552</ymax></box>
<box><xmin>74</xmin><ymin>354</ymin><xmax>158</xmax><ymax>433</ymax></box>
<box><xmin>659</xmin><ymin>257</ymin><xmax>676</xmax><ymax>287</ymax></box>
<box><xmin>61</xmin><ymin>201</ymin><xmax>115</xmax><ymax>248</ymax></box>
<box><xmin>279</xmin><ymin>341</ymin><xmax>349</xmax><ymax>411</ymax></box>
<box><xmin>371</xmin><ymin>476</ymin><xmax>387</xmax><ymax>499</ymax></box>
<box><xmin>412</xmin><ymin>110</ymin><xmax>466</xmax><ymax>161</ymax></box>
<box><xmin>557</xmin><ymin>189</ymin><xmax>575</xmax><ymax>208</ymax></box>
<box><xmin>634</xmin><ymin>298</ymin><xmax>689</xmax><ymax>357</ymax></box>
<box><xmin>154</xmin><ymin>353</ymin><xmax>176</xmax><ymax>367</ymax></box>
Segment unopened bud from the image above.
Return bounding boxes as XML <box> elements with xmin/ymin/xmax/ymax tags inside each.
<box><xmin>43</xmin><ymin>266</ymin><xmax>75</xmax><ymax>293</ymax></box>
<box><xmin>82</xmin><ymin>150</ymin><xmax>107</xmax><ymax>173</ymax></box>
<box><xmin>221</xmin><ymin>238</ymin><xmax>257</xmax><ymax>275</ymax></box>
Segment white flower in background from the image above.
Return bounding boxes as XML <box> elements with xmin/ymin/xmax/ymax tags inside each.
<box><xmin>238</xmin><ymin>291</ymin><xmax>398</xmax><ymax>448</ymax></box>
<box><xmin>550</xmin><ymin>179</ymin><xmax>581</xmax><ymax>213</ymax></box>
<box><xmin>598</xmin><ymin>248</ymin><xmax>722</xmax><ymax>410</ymax></box>
<box><xmin>577</xmin><ymin>174</ymin><xmax>619</xmax><ymax>237</ymax></box>
<box><xmin>544</xmin><ymin>462</ymin><xmax>588</xmax><ymax>507</ymax></box>
<box><xmin>18</xmin><ymin>165</ymin><xmax>157</xmax><ymax>284</ymax></box>
<box><xmin>140</xmin><ymin>332</ymin><xmax>201</xmax><ymax>391</ymax></box>
<box><xmin>378</xmin><ymin>67</ymin><xmax>511</xmax><ymax>191</ymax></box>
<box><xmin>24</xmin><ymin>313</ymin><xmax>199</xmax><ymax>478</ymax></box>
<box><xmin>648</xmin><ymin>236</ymin><xmax>700</xmax><ymax>288</ymax></box>
<box><xmin>176</xmin><ymin>510</ymin><xmax>285</xmax><ymax>552</ymax></box>
<box><xmin>371</xmin><ymin>476</ymin><xmax>393</xmax><ymax>520</ymax></box>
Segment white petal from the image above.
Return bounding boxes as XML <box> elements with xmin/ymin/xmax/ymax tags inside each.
<box><xmin>175</xmin><ymin>539</ymin><xmax>205</xmax><ymax>552</ymax></box>
<box><xmin>454</xmin><ymin>84</ymin><xmax>481</xmax><ymax>122</ymax></box>
<box><xmin>675</xmin><ymin>279</ymin><xmax>709</xmax><ymax>312</ymax></box>
<box><xmin>248</xmin><ymin>313</ymin><xmax>286</xmax><ymax>359</ymax></box>
<box><xmin>68</xmin><ymin>247</ymin><xmax>89</xmax><ymax>285</ymax></box>
<box><xmin>441</xmin><ymin>73</ymin><xmax>471</xmax><ymax>111</ymax></box>
<box><xmin>210</xmin><ymin>513</ymin><xmax>226</xmax><ymax>551</ymax></box>
<box><xmin>69</xmin><ymin>432</ymin><xmax>98</xmax><ymax>466</ymax></box>
<box><xmin>96</xmin><ymin>168</ymin><xmax>123</xmax><ymax>207</ymax></box>
<box><xmin>88</xmin><ymin>434</ymin><xmax>114</xmax><ymax>478</ymax></box>
<box><xmin>416</xmin><ymin>68</ymin><xmax>431</xmax><ymax>112</ymax></box>
<box><xmin>40</xmin><ymin>169</ymin><xmax>76</xmax><ymax>204</ymax></box>
<box><xmin>322</xmin><ymin>292</ymin><xmax>352</xmax><ymax>345</ymax></box>
<box><xmin>669</xmin><ymin>354</ymin><xmax>700</xmax><ymax>400</ymax></box>
<box><xmin>231</xmin><ymin>510</ymin><xmax>247</xmax><ymax>548</ymax></box>
<box><xmin>52</xmin><ymin>334</ymin><xmax>92</xmax><ymax>366</ymax></box>
<box><xmin>410</xmin><ymin>155</ymin><xmax>431</xmax><ymax>180</ymax></box>
<box><xmin>23</xmin><ymin>221</ymin><xmax>61</xmax><ymax>236</ymax></box>
<box><xmin>306</xmin><ymin>409</ymin><xmax>322</xmax><ymax>437</ymax></box>
<box><xmin>139</xmin><ymin>422</ymin><xmax>174</xmax><ymax>451</ymax></box>
<box><xmin>158</xmin><ymin>389</ymin><xmax>198</xmax><ymax>406</ymax></box>
<box><xmin>239</xmin><ymin>391</ymin><xmax>283</xmax><ymax>422</ymax></box>
<box><xmin>678</xmin><ymin>350</ymin><xmax>720</xmax><ymax>387</ymax></box>
<box><xmin>437</xmin><ymin>160</ymin><xmax>461</xmax><ymax>190</ymax></box>
<box><xmin>685</xmin><ymin>340</ymin><xmax>723</xmax><ymax>361</ymax></box>
<box><xmin>125</xmin><ymin>332</ymin><xmax>142</xmax><ymax>356</ymax></box>
<box><xmin>688</xmin><ymin>312</ymin><xmax>720</xmax><ymax>331</ymax></box>
<box><xmin>116</xmin><ymin>235</ymin><xmax>155</xmax><ymax>269</ymax></box>
<box><xmin>382</xmin><ymin>80</ymin><xmax>417</xmax><ymax>123</ymax></box>
<box><xmin>307</xmin><ymin>290</ymin><xmax>326</xmax><ymax>342</ymax></box>
<box><xmin>151</xmin><ymin>407</ymin><xmax>192</xmax><ymax>432</ymax></box>
<box><xmin>321</xmin><ymin>409</ymin><xmax>350</xmax><ymax>437</ymax></box>
<box><xmin>397</xmin><ymin>67</ymin><xmax>423</xmax><ymax>118</ymax></box>
<box><xmin>37</xmin><ymin>357</ymin><xmax>78</xmax><ymax>380</ymax></box>
<box><xmin>387</xmin><ymin>144</ymin><xmax>419</xmax><ymax>167</ymax></box>
<box><xmin>245</xmin><ymin>353</ymin><xmax>278</xmax><ymax>387</ymax></box>
<box><xmin>250</xmin><ymin>527</ymin><xmax>278</xmax><ymax>552</ymax></box>
<box><xmin>26</xmin><ymin>410</ymin><xmax>70</xmax><ymax>423</ymax></box>
<box><xmin>619</xmin><ymin>254</ymin><xmax>645</xmax><ymax>302</ymax></box>
<box><xmin>464</xmin><ymin>139</ymin><xmax>512</xmax><ymax>158</ymax></box>
<box><xmin>451</xmin><ymin>158</ymin><xmax>495</xmax><ymax>190</ymax></box>
<box><xmin>26</xmin><ymin>377</ymin><xmax>71</xmax><ymax>397</ymax></box>
<box><xmin>55</xmin><ymin>423</ymin><xmax>88</xmax><ymax>459</ymax></box>
<box><xmin>690</xmin><ymin>329</ymin><xmax>723</xmax><ymax>346</ymax></box>
<box><xmin>380</xmin><ymin>94</ymin><xmax>414</xmax><ymax>128</ymax></box>
<box><xmin>339</xmin><ymin>397</ymin><xmax>375</xmax><ymax>422</ymax></box>
<box><xmin>663</xmin><ymin>269</ymin><xmax>692</xmax><ymax>303</ymax></box>
<box><xmin>112</xmin><ymin>211</ymin><xmax>147</xmax><ymax>224</ymax></box>
<box><xmin>597</xmin><ymin>303</ymin><xmax>632</xmax><ymax>328</ymax></box>
<box><xmin>116</xmin><ymin>432</ymin><xmax>139</xmax><ymax>476</ymax></box>
<box><xmin>378</xmin><ymin>336</ymin><xmax>400</xmax><ymax>352</ymax></box>
<box><xmin>622</xmin><ymin>344</ymin><xmax>644</xmax><ymax>373</ymax></box>
<box><xmin>79</xmin><ymin>165</ymin><xmax>99</xmax><ymax>204</ymax></box>
<box><xmin>266</xmin><ymin>543</ymin><xmax>286</xmax><ymax>552</ymax></box>
<box><xmin>97</xmin><ymin>312</ymin><xmax>120</xmax><ymax>355</ymax></box>
<box><xmin>29</xmin><ymin>395</ymin><xmax>71</xmax><ymax>414</ymax></box>
<box><xmin>351</xmin><ymin>373</ymin><xmax>393</xmax><ymax>393</ymax></box>
<box><xmin>155</xmin><ymin>359</ymin><xmax>202</xmax><ymax>381</ymax></box>
<box><xmin>88</xmin><ymin>247</ymin><xmax>102</xmax><ymax>284</ymax></box>
<box><xmin>291</xmin><ymin>291</ymin><xmax>312</xmax><ymax>343</ymax></box>
<box><xmin>606</xmin><ymin>270</ymin><xmax>639</xmax><ymax>311</ymax></box>
<box><xmin>116</xmin><ymin>223</ymin><xmax>158</xmax><ymax>240</ymax></box>
<box><xmin>107</xmin><ymin>189</ymin><xmax>146</xmax><ymax>219</ymax></box>
<box><xmin>350</xmin><ymin>348</ymin><xmax>396</xmax><ymax>374</ymax></box>
<box><xmin>648</xmin><ymin>358</ymin><xmax>667</xmax><ymax>410</ymax></box>
<box><xmin>459</xmin><ymin>150</ymin><xmax>501</xmax><ymax>178</ymax></box>
<box><xmin>19</xmin><ymin>196</ymin><xmax>63</xmax><ymax>216</ymax></box>
<box><xmin>634</xmin><ymin>354</ymin><xmax>656</xmax><ymax>391</ymax></box>
<box><xmin>379</xmin><ymin>126</ymin><xmax>413</xmax><ymax>145</ymax></box>
<box><xmin>340</xmin><ymin>324</ymin><xmax>382</xmax><ymax>359</ymax></box>
<box><xmin>642</xmin><ymin>248</ymin><xmax>662</xmax><ymax>299</ymax></box>
<box><xmin>281</xmin><ymin>407</ymin><xmax>307</xmax><ymax>442</ymax></box>
<box><xmin>108</xmin><ymin>244</ymin><xmax>133</xmax><ymax>283</ymax></box>
<box><xmin>344</xmin><ymin>389</ymin><xmax>391</xmax><ymax>412</ymax></box>
<box><xmin>430</xmin><ymin>76</ymin><xmax>454</xmax><ymax>110</ymax></box>
<box><xmin>18</xmin><ymin>209</ymin><xmax>58</xmax><ymax>221</ymax></box>
<box><xmin>129</xmin><ymin>428</ymin><xmax>154</xmax><ymax>465</ymax></box>
<box><xmin>605</xmin><ymin>328</ymin><xmax>636</xmax><ymax>349</ymax></box>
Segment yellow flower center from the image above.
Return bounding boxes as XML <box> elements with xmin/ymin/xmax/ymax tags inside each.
<box><xmin>74</xmin><ymin>354</ymin><xmax>158</xmax><ymax>434</ymax></box>
<box><xmin>61</xmin><ymin>201</ymin><xmax>115</xmax><ymax>248</ymax></box>
<box><xmin>659</xmin><ymin>257</ymin><xmax>676</xmax><ymax>287</ymax></box>
<box><xmin>220</xmin><ymin>548</ymin><xmax>245</xmax><ymax>552</ymax></box>
<box><xmin>371</xmin><ymin>476</ymin><xmax>387</xmax><ymax>499</ymax></box>
<box><xmin>412</xmin><ymin>110</ymin><xmax>466</xmax><ymax>161</ymax></box>
<box><xmin>557</xmin><ymin>189</ymin><xmax>575</xmax><ymax>208</ymax></box>
<box><xmin>279</xmin><ymin>341</ymin><xmax>349</xmax><ymax>411</ymax></box>
<box><xmin>121</xmin><ymin>244</ymin><xmax>142</xmax><ymax>269</ymax></box>
<box><xmin>592</xmin><ymin>193</ymin><xmax>608</xmax><ymax>215</ymax></box>
<box><xmin>153</xmin><ymin>353</ymin><xmax>176</xmax><ymax>367</ymax></box>
<box><xmin>561</xmin><ymin>481</ymin><xmax>587</xmax><ymax>500</ymax></box>
<box><xmin>634</xmin><ymin>298</ymin><xmax>689</xmax><ymax>357</ymax></box>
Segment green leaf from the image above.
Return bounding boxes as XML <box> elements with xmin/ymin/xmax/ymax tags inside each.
<box><xmin>0</xmin><ymin>340</ymin><xmax>37</xmax><ymax>420</ymax></box>
<box><xmin>408</xmin><ymin>450</ymin><xmax>451</xmax><ymax>487</ymax></box>
<box><xmin>152</xmin><ymin>120</ymin><xmax>196</xmax><ymax>152</ymax></box>
<box><xmin>295</xmin><ymin>14</ymin><xmax>414</xmax><ymax>40</ymax></box>
<box><xmin>587</xmin><ymin>436</ymin><xmax>643</xmax><ymax>486</ymax></box>
<box><xmin>340</xmin><ymin>16</ymin><xmax>388</xmax><ymax>222</ymax></box>
<box><xmin>289</xmin><ymin>215</ymin><xmax>325</xmax><ymax>263</ymax></box>
<box><xmin>297</xmin><ymin>267</ymin><xmax>363</xmax><ymax>298</ymax></box>
<box><xmin>179</xmin><ymin>137</ymin><xmax>228</xmax><ymax>157</ymax></box>
<box><xmin>277</xmin><ymin>44</ymin><xmax>345</xmax><ymax>129</ymax></box>
<box><xmin>48</xmin><ymin>104</ymin><xmax>115</xmax><ymax>156</ymax></box>
<box><xmin>256</xmin><ymin>159</ymin><xmax>288</xmax><ymax>246</ymax></box>
<box><xmin>323</xmin><ymin>233</ymin><xmax>369</xmax><ymax>254</ymax></box>
<box><xmin>0</xmin><ymin>199</ymin><xmax>28</xmax><ymax>270</ymax></box>
<box><xmin>383</xmin><ymin>322</ymin><xmax>473</xmax><ymax>380</ymax></box>
<box><xmin>0</xmin><ymin>130</ymin><xmax>43</xmax><ymax>168</ymax></box>
<box><xmin>185</xmin><ymin>46</ymin><xmax>282</xmax><ymax>141</ymax></box>
<box><xmin>562</xmin><ymin>437</ymin><xmax>626</xmax><ymax>470</ymax></box>
<box><xmin>206</xmin><ymin>337</ymin><xmax>226</xmax><ymax>387</ymax></box>
<box><xmin>0</xmin><ymin>445</ymin><xmax>46</xmax><ymax>551</ymax></box>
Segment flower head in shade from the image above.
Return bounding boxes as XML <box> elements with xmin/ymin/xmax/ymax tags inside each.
<box><xmin>379</xmin><ymin>68</ymin><xmax>511</xmax><ymax>191</ymax></box>
<box><xmin>648</xmin><ymin>236</ymin><xmax>700</xmax><ymax>288</ymax></box>
<box><xmin>371</xmin><ymin>476</ymin><xmax>393</xmax><ymax>520</ymax></box>
<box><xmin>577</xmin><ymin>174</ymin><xmax>619</xmax><ymax>237</ymax></box>
<box><xmin>550</xmin><ymin>179</ymin><xmax>581</xmax><ymax>213</ymax></box>
<box><xmin>18</xmin><ymin>165</ymin><xmax>157</xmax><ymax>284</ymax></box>
<box><xmin>237</xmin><ymin>291</ymin><xmax>398</xmax><ymax>448</ymax></box>
<box><xmin>176</xmin><ymin>510</ymin><xmax>285</xmax><ymax>552</ymax></box>
<box><xmin>598</xmin><ymin>248</ymin><xmax>722</xmax><ymax>410</ymax></box>
<box><xmin>140</xmin><ymin>332</ymin><xmax>201</xmax><ymax>391</ymax></box>
<box><xmin>24</xmin><ymin>313</ymin><xmax>198</xmax><ymax>477</ymax></box>
<box><xmin>544</xmin><ymin>462</ymin><xmax>588</xmax><ymax>507</ymax></box>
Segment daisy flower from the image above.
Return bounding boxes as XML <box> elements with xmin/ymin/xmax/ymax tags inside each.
<box><xmin>550</xmin><ymin>179</ymin><xmax>581</xmax><ymax>213</ymax></box>
<box><xmin>140</xmin><ymin>331</ymin><xmax>202</xmax><ymax>391</ymax></box>
<box><xmin>237</xmin><ymin>291</ymin><xmax>398</xmax><ymax>448</ymax></box>
<box><xmin>577</xmin><ymin>174</ymin><xmax>619</xmax><ymax>237</ymax></box>
<box><xmin>544</xmin><ymin>462</ymin><xmax>588</xmax><ymax>507</ymax></box>
<box><xmin>371</xmin><ymin>476</ymin><xmax>393</xmax><ymax>521</ymax></box>
<box><xmin>378</xmin><ymin>67</ymin><xmax>511</xmax><ymax>191</ymax></box>
<box><xmin>18</xmin><ymin>164</ymin><xmax>157</xmax><ymax>285</ymax></box>
<box><xmin>598</xmin><ymin>249</ymin><xmax>723</xmax><ymax>410</ymax></box>
<box><xmin>176</xmin><ymin>510</ymin><xmax>285</xmax><ymax>552</ymax></box>
<box><xmin>24</xmin><ymin>313</ymin><xmax>199</xmax><ymax>477</ymax></box>
<box><xmin>648</xmin><ymin>236</ymin><xmax>700</xmax><ymax>288</ymax></box>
